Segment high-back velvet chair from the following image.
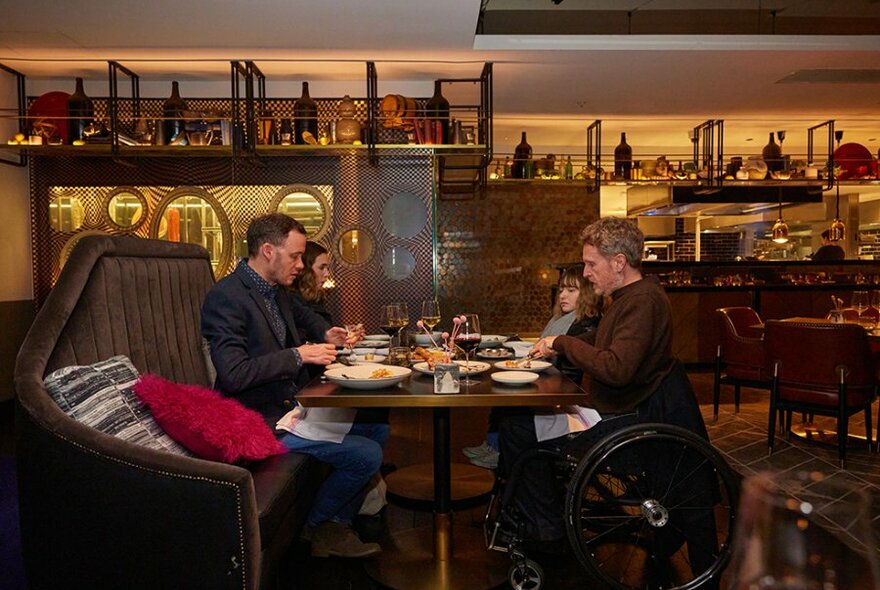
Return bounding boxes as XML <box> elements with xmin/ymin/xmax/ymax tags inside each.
<box><xmin>713</xmin><ymin>307</ymin><xmax>769</xmax><ymax>421</ymax></box>
<box><xmin>764</xmin><ymin>320</ymin><xmax>877</xmax><ymax>468</ymax></box>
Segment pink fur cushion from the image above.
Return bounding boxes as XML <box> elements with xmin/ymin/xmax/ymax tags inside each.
<box><xmin>133</xmin><ymin>374</ymin><xmax>286</xmax><ymax>463</ymax></box>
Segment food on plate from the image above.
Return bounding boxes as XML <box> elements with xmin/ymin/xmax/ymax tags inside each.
<box><xmin>504</xmin><ymin>359</ymin><xmax>529</xmax><ymax>368</ymax></box>
<box><xmin>369</xmin><ymin>368</ymin><xmax>392</xmax><ymax>379</ymax></box>
<box><xmin>412</xmin><ymin>346</ymin><xmax>451</xmax><ymax>369</ymax></box>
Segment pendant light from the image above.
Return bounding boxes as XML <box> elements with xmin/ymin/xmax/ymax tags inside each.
<box><xmin>829</xmin><ymin>178</ymin><xmax>846</xmax><ymax>242</ymax></box>
<box><xmin>771</xmin><ymin>189</ymin><xmax>789</xmax><ymax>244</ymax></box>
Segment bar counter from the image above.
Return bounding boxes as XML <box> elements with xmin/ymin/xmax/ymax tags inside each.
<box><xmin>558</xmin><ymin>259</ymin><xmax>880</xmax><ymax>365</ymax></box>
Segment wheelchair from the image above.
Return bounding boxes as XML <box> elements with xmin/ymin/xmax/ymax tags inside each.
<box><xmin>484</xmin><ymin>423</ymin><xmax>739</xmax><ymax>590</ymax></box>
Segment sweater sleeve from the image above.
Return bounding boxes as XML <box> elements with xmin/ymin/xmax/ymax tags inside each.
<box><xmin>553</xmin><ymin>293</ymin><xmax>662</xmax><ymax>387</ymax></box>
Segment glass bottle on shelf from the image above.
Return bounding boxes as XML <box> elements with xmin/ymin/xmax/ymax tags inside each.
<box><xmin>163</xmin><ymin>81</ymin><xmax>188</xmax><ymax>145</ymax></box>
<box><xmin>614</xmin><ymin>132</ymin><xmax>632</xmax><ymax>180</ymax></box>
<box><xmin>425</xmin><ymin>80</ymin><xmax>450</xmax><ymax>144</ymax></box>
<box><xmin>564</xmin><ymin>156</ymin><xmax>574</xmax><ymax>180</ymax></box>
<box><xmin>279</xmin><ymin>118</ymin><xmax>293</xmax><ymax>145</ymax></box>
<box><xmin>762</xmin><ymin>132</ymin><xmax>783</xmax><ymax>172</ymax></box>
<box><xmin>335</xmin><ymin>95</ymin><xmax>361</xmax><ymax>144</ymax></box>
<box><xmin>67</xmin><ymin>77</ymin><xmax>94</xmax><ymax>144</ymax></box>
<box><xmin>294</xmin><ymin>81</ymin><xmax>318</xmax><ymax>145</ymax></box>
<box><xmin>503</xmin><ymin>156</ymin><xmax>512</xmax><ymax>178</ymax></box>
<box><xmin>512</xmin><ymin>131</ymin><xmax>533</xmax><ymax>179</ymax></box>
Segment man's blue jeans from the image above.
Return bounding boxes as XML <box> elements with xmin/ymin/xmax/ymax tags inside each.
<box><xmin>280</xmin><ymin>422</ymin><xmax>389</xmax><ymax>527</ymax></box>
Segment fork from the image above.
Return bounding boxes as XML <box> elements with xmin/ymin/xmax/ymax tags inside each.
<box><xmin>515</xmin><ymin>351</ymin><xmax>543</xmax><ymax>367</ymax></box>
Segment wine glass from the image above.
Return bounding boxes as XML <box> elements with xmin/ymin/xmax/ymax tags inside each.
<box><xmin>871</xmin><ymin>290</ymin><xmax>880</xmax><ymax>331</ymax></box>
<box><xmin>852</xmin><ymin>290</ymin><xmax>869</xmax><ymax>326</ymax></box>
<box><xmin>727</xmin><ymin>471</ymin><xmax>880</xmax><ymax>590</ymax></box>
<box><xmin>381</xmin><ymin>304</ymin><xmax>402</xmax><ymax>346</ymax></box>
<box><xmin>454</xmin><ymin>313</ymin><xmax>481</xmax><ymax>385</ymax></box>
<box><xmin>394</xmin><ymin>302</ymin><xmax>409</xmax><ymax>347</ymax></box>
<box><xmin>420</xmin><ymin>298</ymin><xmax>441</xmax><ymax>332</ymax></box>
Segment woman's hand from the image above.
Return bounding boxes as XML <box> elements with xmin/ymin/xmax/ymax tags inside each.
<box><xmin>533</xmin><ymin>336</ymin><xmax>558</xmax><ymax>358</ymax></box>
<box><xmin>324</xmin><ymin>327</ymin><xmax>349</xmax><ymax>347</ymax></box>
<box><xmin>298</xmin><ymin>343</ymin><xmax>337</xmax><ymax>365</ymax></box>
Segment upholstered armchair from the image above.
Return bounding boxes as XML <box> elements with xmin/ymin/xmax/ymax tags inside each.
<box><xmin>713</xmin><ymin>307</ymin><xmax>769</xmax><ymax>421</ymax></box>
<box><xmin>14</xmin><ymin>236</ymin><xmax>324</xmax><ymax>590</ymax></box>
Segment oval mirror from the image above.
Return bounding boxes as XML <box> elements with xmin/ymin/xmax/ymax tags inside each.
<box><xmin>337</xmin><ymin>228</ymin><xmax>374</xmax><ymax>266</ymax></box>
<box><xmin>382</xmin><ymin>247</ymin><xmax>416</xmax><ymax>281</ymax></box>
<box><xmin>381</xmin><ymin>191</ymin><xmax>426</xmax><ymax>239</ymax></box>
<box><xmin>272</xmin><ymin>184</ymin><xmax>330</xmax><ymax>241</ymax></box>
<box><xmin>105</xmin><ymin>188</ymin><xmax>146</xmax><ymax>229</ymax></box>
<box><xmin>49</xmin><ymin>194</ymin><xmax>85</xmax><ymax>232</ymax></box>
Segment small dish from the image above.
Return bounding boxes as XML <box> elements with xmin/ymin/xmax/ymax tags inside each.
<box><xmin>357</xmin><ymin>340</ymin><xmax>389</xmax><ymax>348</ymax></box>
<box><xmin>351</xmin><ymin>354</ymin><xmax>387</xmax><ymax>365</ymax></box>
<box><xmin>414</xmin><ymin>332</ymin><xmax>443</xmax><ymax>346</ymax></box>
<box><xmin>477</xmin><ymin>348</ymin><xmax>513</xmax><ymax>359</ymax></box>
<box><xmin>365</xmin><ymin>334</ymin><xmax>391</xmax><ymax>341</ymax></box>
<box><xmin>491</xmin><ymin>371</ymin><xmax>539</xmax><ymax>386</ymax></box>
<box><xmin>478</xmin><ymin>335</ymin><xmax>509</xmax><ymax>349</ymax></box>
<box><xmin>494</xmin><ymin>359</ymin><xmax>552</xmax><ymax>373</ymax></box>
<box><xmin>411</xmin><ymin>360</ymin><xmax>491</xmax><ymax>376</ymax></box>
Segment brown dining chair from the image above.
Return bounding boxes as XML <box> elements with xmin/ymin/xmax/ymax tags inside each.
<box><xmin>764</xmin><ymin>320</ymin><xmax>877</xmax><ymax>468</ymax></box>
<box><xmin>714</xmin><ymin>307</ymin><xmax>770</xmax><ymax>421</ymax></box>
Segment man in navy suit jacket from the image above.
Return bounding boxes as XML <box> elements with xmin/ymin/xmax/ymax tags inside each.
<box><xmin>202</xmin><ymin>213</ymin><xmax>385</xmax><ymax>558</ymax></box>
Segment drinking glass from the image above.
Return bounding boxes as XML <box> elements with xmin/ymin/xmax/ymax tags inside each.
<box><xmin>420</xmin><ymin>298</ymin><xmax>441</xmax><ymax>332</ymax></box>
<box><xmin>454</xmin><ymin>313</ymin><xmax>481</xmax><ymax>385</ymax></box>
<box><xmin>381</xmin><ymin>304</ymin><xmax>402</xmax><ymax>346</ymax></box>
<box><xmin>727</xmin><ymin>471</ymin><xmax>880</xmax><ymax>590</ymax></box>
<box><xmin>394</xmin><ymin>302</ymin><xmax>409</xmax><ymax>347</ymax></box>
<box><xmin>871</xmin><ymin>290</ymin><xmax>880</xmax><ymax>330</ymax></box>
<box><xmin>852</xmin><ymin>291</ymin><xmax>869</xmax><ymax>326</ymax></box>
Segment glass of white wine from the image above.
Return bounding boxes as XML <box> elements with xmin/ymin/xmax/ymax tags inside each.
<box><xmin>852</xmin><ymin>290</ymin><xmax>869</xmax><ymax>327</ymax></box>
<box><xmin>420</xmin><ymin>298</ymin><xmax>441</xmax><ymax>332</ymax></box>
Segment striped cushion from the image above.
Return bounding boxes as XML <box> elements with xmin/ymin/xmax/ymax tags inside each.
<box><xmin>44</xmin><ymin>355</ymin><xmax>190</xmax><ymax>456</ymax></box>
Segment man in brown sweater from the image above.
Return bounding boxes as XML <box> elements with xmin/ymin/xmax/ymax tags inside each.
<box><xmin>497</xmin><ymin>217</ymin><xmax>714</xmax><ymax>578</ymax></box>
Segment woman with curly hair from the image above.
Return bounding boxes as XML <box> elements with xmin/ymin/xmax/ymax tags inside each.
<box><xmin>292</xmin><ymin>241</ymin><xmax>333</xmax><ymax>325</ymax></box>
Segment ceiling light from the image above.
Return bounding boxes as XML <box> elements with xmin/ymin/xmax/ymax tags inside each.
<box><xmin>829</xmin><ymin>179</ymin><xmax>846</xmax><ymax>242</ymax></box>
<box><xmin>772</xmin><ymin>191</ymin><xmax>789</xmax><ymax>244</ymax></box>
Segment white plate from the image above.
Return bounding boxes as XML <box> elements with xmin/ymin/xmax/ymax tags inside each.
<box><xmin>411</xmin><ymin>360</ymin><xmax>491</xmax><ymax>376</ymax></box>
<box><xmin>414</xmin><ymin>332</ymin><xmax>443</xmax><ymax>346</ymax></box>
<box><xmin>477</xmin><ymin>348</ymin><xmax>513</xmax><ymax>359</ymax></box>
<box><xmin>365</xmin><ymin>334</ymin><xmax>391</xmax><ymax>341</ymax></box>
<box><xmin>357</xmin><ymin>340</ymin><xmax>389</xmax><ymax>348</ymax></box>
<box><xmin>324</xmin><ymin>365</ymin><xmax>411</xmax><ymax>390</ymax></box>
<box><xmin>493</xmin><ymin>359</ymin><xmax>552</xmax><ymax>373</ymax></box>
<box><xmin>479</xmin><ymin>335</ymin><xmax>509</xmax><ymax>349</ymax></box>
<box><xmin>350</xmin><ymin>354</ymin><xmax>387</xmax><ymax>365</ymax></box>
<box><xmin>491</xmin><ymin>371</ymin><xmax>540</xmax><ymax>385</ymax></box>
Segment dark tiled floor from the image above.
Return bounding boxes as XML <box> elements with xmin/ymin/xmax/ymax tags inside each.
<box><xmin>5</xmin><ymin>371</ymin><xmax>880</xmax><ymax>589</ymax></box>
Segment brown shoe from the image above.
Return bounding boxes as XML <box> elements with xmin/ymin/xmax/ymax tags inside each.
<box><xmin>310</xmin><ymin>522</ymin><xmax>382</xmax><ymax>558</ymax></box>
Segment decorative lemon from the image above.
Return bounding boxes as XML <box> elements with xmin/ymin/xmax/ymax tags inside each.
<box><xmin>72</xmin><ymin>140</ymin><xmax>85</xmax><ymax>146</ymax></box>
<box><xmin>14</xmin><ymin>133</ymin><xmax>25</xmax><ymax>142</ymax></box>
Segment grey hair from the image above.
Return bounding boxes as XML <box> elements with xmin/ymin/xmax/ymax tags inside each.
<box><xmin>580</xmin><ymin>217</ymin><xmax>644</xmax><ymax>269</ymax></box>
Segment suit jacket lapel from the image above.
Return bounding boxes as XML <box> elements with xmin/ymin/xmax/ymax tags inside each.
<box><xmin>235</xmin><ymin>266</ymin><xmax>286</xmax><ymax>348</ymax></box>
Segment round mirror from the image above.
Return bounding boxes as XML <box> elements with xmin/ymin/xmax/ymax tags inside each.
<box><xmin>272</xmin><ymin>184</ymin><xmax>330</xmax><ymax>241</ymax></box>
<box><xmin>382</xmin><ymin>247</ymin><xmax>416</xmax><ymax>281</ymax></box>
<box><xmin>105</xmin><ymin>187</ymin><xmax>146</xmax><ymax>229</ymax></box>
<box><xmin>337</xmin><ymin>228</ymin><xmax>374</xmax><ymax>266</ymax></box>
<box><xmin>152</xmin><ymin>187</ymin><xmax>230</xmax><ymax>273</ymax></box>
<box><xmin>381</xmin><ymin>191</ymin><xmax>427</xmax><ymax>239</ymax></box>
<box><xmin>48</xmin><ymin>194</ymin><xmax>85</xmax><ymax>232</ymax></box>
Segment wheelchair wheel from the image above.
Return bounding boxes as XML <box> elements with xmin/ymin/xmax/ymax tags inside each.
<box><xmin>508</xmin><ymin>556</ymin><xmax>544</xmax><ymax>590</ymax></box>
<box><xmin>565</xmin><ymin>423</ymin><xmax>738</xmax><ymax>590</ymax></box>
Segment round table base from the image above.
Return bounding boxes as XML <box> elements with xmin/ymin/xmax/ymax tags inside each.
<box><xmin>365</xmin><ymin>526</ymin><xmax>508</xmax><ymax>590</ymax></box>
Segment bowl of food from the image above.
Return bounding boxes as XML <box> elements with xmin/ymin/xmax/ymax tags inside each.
<box><xmin>324</xmin><ymin>364</ymin><xmax>411</xmax><ymax>390</ymax></box>
<box><xmin>414</xmin><ymin>332</ymin><xmax>443</xmax><ymax>346</ymax></box>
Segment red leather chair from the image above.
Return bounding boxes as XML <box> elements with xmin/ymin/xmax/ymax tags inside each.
<box><xmin>764</xmin><ymin>320</ymin><xmax>877</xmax><ymax>468</ymax></box>
<box><xmin>714</xmin><ymin>307</ymin><xmax>769</xmax><ymax>421</ymax></box>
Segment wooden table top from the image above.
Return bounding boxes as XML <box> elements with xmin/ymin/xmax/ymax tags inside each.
<box><xmin>296</xmin><ymin>367</ymin><xmax>588</xmax><ymax>408</ymax></box>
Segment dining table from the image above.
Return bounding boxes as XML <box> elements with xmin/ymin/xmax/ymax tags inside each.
<box><xmin>296</xmin><ymin>363</ymin><xmax>588</xmax><ymax>590</ymax></box>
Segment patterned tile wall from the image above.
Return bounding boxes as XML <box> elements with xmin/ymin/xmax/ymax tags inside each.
<box><xmin>436</xmin><ymin>183</ymin><xmax>599</xmax><ymax>336</ymax></box>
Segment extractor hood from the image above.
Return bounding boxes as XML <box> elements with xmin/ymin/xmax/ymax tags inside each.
<box><xmin>626</xmin><ymin>183</ymin><xmax>824</xmax><ymax>217</ymax></box>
